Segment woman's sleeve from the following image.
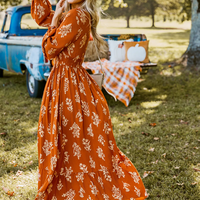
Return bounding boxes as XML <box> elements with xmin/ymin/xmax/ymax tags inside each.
<box><xmin>42</xmin><ymin>9</ymin><xmax>84</xmax><ymax>60</ymax></box>
<box><xmin>31</xmin><ymin>0</ymin><xmax>54</xmax><ymax>27</ymax></box>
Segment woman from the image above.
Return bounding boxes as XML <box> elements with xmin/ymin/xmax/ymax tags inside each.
<box><xmin>31</xmin><ymin>0</ymin><xmax>148</xmax><ymax>199</ymax></box>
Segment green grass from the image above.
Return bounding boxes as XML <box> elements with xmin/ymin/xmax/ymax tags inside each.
<box><xmin>0</xmin><ymin>20</ymin><xmax>200</xmax><ymax>199</ymax></box>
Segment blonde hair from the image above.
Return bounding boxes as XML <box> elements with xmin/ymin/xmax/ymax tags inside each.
<box><xmin>65</xmin><ymin>0</ymin><xmax>107</xmax><ymax>53</ymax></box>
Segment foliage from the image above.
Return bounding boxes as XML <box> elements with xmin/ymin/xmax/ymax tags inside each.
<box><xmin>0</xmin><ymin>0</ymin><xmax>23</xmax><ymax>11</ymax></box>
<box><xmin>179</xmin><ymin>0</ymin><xmax>192</xmax><ymax>20</ymax></box>
<box><xmin>101</xmin><ymin>0</ymin><xmax>146</xmax><ymax>28</ymax></box>
<box><xmin>101</xmin><ymin>0</ymin><xmax>192</xmax><ymax>27</ymax></box>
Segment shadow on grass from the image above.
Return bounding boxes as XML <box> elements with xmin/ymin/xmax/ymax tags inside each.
<box><xmin>103</xmin><ymin>67</ymin><xmax>200</xmax><ymax>199</ymax></box>
<box><xmin>0</xmin><ymin>71</ymin><xmax>40</xmax><ymax>178</ymax></box>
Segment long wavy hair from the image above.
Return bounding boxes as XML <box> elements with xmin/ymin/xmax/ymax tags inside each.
<box><xmin>65</xmin><ymin>0</ymin><xmax>107</xmax><ymax>52</ymax></box>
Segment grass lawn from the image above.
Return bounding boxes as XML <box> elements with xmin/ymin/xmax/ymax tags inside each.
<box><xmin>0</xmin><ymin>19</ymin><xmax>200</xmax><ymax>199</ymax></box>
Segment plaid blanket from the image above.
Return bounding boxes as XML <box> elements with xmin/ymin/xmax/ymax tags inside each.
<box><xmin>82</xmin><ymin>59</ymin><xmax>142</xmax><ymax>107</ymax></box>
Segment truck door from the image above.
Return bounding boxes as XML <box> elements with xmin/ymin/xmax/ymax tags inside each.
<box><xmin>0</xmin><ymin>13</ymin><xmax>10</xmax><ymax>70</ymax></box>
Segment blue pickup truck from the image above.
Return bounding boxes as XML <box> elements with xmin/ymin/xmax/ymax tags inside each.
<box><xmin>0</xmin><ymin>5</ymin><xmax>55</xmax><ymax>97</ymax></box>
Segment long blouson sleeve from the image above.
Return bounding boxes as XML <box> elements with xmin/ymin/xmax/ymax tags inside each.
<box><xmin>41</xmin><ymin>9</ymin><xmax>81</xmax><ymax>60</ymax></box>
<box><xmin>31</xmin><ymin>0</ymin><xmax>54</xmax><ymax>27</ymax></box>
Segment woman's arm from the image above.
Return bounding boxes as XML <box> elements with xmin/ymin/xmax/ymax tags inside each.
<box><xmin>31</xmin><ymin>0</ymin><xmax>54</xmax><ymax>27</ymax></box>
<box><xmin>42</xmin><ymin>8</ymin><xmax>87</xmax><ymax>60</ymax></box>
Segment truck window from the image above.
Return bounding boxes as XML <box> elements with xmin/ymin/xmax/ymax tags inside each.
<box><xmin>3</xmin><ymin>14</ymin><xmax>11</xmax><ymax>32</ymax></box>
<box><xmin>20</xmin><ymin>13</ymin><xmax>47</xmax><ymax>29</ymax></box>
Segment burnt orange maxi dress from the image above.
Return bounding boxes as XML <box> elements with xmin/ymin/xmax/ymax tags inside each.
<box><xmin>31</xmin><ymin>1</ymin><xmax>147</xmax><ymax>199</ymax></box>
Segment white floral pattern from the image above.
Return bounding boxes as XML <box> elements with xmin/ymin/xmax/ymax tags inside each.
<box><xmin>99</xmin><ymin>165</ymin><xmax>112</xmax><ymax>182</ymax></box>
<box><xmin>103</xmin><ymin>122</ymin><xmax>111</xmax><ymax>134</ymax></box>
<box><xmin>79</xmin><ymin>82</ymin><xmax>86</xmax><ymax>95</ymax></box>
<box><xmin>75</xmin><ymin>91</ymin><xmax>80</xmax><ymax>103</ymax></box>
<box><xmin>90</xmin><ymin>181</ymin><xmax>99</xmax><ymax>196</ymax></box>
<box><xmin>112</xmin><ymin>155</ymin><xmax>125</xmax><ymax>179</ymax></box>
<box><xmin>57</xmin><ymin>179</ymin><xmax>63</xmax><ymax>191</ymax></box>
<box><xmin>51</xmin><ymin>155</ymin><xmax>57</xmax><ymax>170</ymax></box>
<box><xmin>123</xmin><ymin>182</ymin><xmax>130</xmax><ymax>192</ymax></box>
<box><xmin>58</xmin><ymin>23</ymin><xmax>72</xmax><ymax>38</ymax></box>
<box><xmin>96</xmin><ymin>146</ymin><xmax>105</xmax><ymax>161</ymax></box>
<box><xmin>62</xmin><ymin>189</ymin><xmax>75</xmax><ymax>200</ymax></box>
<box><xmin>66</xmin><ymin>98</ymin><xmax>73</xmax><ymax>112</ymax></box>
<box><xmin>112</xmin><ymin>185</ymin><xmax>123</xmax><ymax>200</ymax></box>
<box><xmin>60</xmin><ymin>167</ymin><xmax>73</xmax><ymax>182</ymax></box>
<box><xmin>129</xmin><ymin>172</ymin><xmax>140</xmax><ymax>184</ymax></box>
<box><xmin>38</xmin><ymin>122</ymin><xmax>44</xmax><ymax>137</ymax></box>
<box><xmin>72</xmin><ymin>142</ymin><xmax>81</xmax><ymax>159</ymax></box>
<box><xmin>81</xmin><ymin>101</ymin><xmax>90</xmax><ymax>116</ymax></box>
<box><xmin>41</xmin><ymin>105</ymin><xmax>46</xmax><ymax>118</ymax></box>
<box><xmin>89</xmin><ymin>156</ymin><xmax>95</xmax><ymax>169</ymax></box>
<box><xmin>79</xmin><ymin>186</ymin><xmax>85</xmax><ymax>198</ymax></box>
<box><xmin>98</xmin><ymin>176</ymin><xmax>104</xmax><ymax>188</ymax></box>
<box><xmin>76</xmin><ymin>111</ymin><xmax>83</xmax><ymax>122</ymax></box>
<box><xmin>87</xmin><ymin>123</ymin><xmax>94</xmax><ymax>137</ymax></box>
<box><xmin>103</xmin><ymin>194</ymin><xmax>110</xmax><ymax>200</ymax></box>
<box><xmin>82</xmin><ymin>138</ymin><xmax>91</xmax><ymax>151</ymax></box>
<box><xmin>36</xmin><ymin>4</ymin><xmax>45</xmax><ymax>19</ymax></box>
<box><xmin>64</xmin><ymin>78</ymin><xmax>69</xmax><ymax>94</ymax></box>
<box><xmin>42</xmin><ymin>140</ymin><xmax>53</xmax><ymax>156</ymax></box>
<box><xmin>98</xmin><ymin>135</ymin><xmax>105</xmax><ymax>146</ymax></box>
<box><xmin>64</xmin><ymin>151</ymin><xmax>70</xmax><ymax>163</ymax></box>
<box><xmin>76</xmin><ymin>172</ymin><xmax>84</xmax><ymax>182</ymax></box>
<box><xmin>62</xmin><ymin>115</ymin><xmax>68</xmax><ymax>127</ymax></box>
<box><xmin>134</xmin><ymin>186</ymin><xmax>141</xmax><ymax>197</ymax></box>
<box><xmin>92</xmin><ymin>112</ymin><xmax>101</xmax><ymax>127</ymax></box>
<box><xmin>69</xmin><ymin>122</ymin><xmax>80</xmax><ymax>138</ymax></box>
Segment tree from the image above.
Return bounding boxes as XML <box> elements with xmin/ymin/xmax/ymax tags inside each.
<box><xmin>101</xmin><ymin>0</ymin><xmax>148</xmax><ymax>28</ymax></box>
<box><xmin>142</xmin><ymin>0</ymin><xmax>183</xmax><ymax>27</ymax></box>
<box><xmin>101</xmin><ymin>0</ymin><xmax>181</xmax><ymax>28</ymax></box>
<box><xmin>179</xmin><ymin>0</ymin><xmax>192</xmax><ymax>20</ymax></box>
<box><xmin>181</xmin><ymin>0</ymin><xmax>200</xmax><ymax>67</ymax></box>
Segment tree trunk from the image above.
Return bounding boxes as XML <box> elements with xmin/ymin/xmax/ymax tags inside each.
<box><xmin>184</xmin><ymin>0</ymin><xmax>200</xmax><ymax>67</ymax></box>
<box><xmin>126</xmin><ymin>15</ymin><xmax>130</xmax><ymax>28</ymax></box>
<box><xmin>150</xmin><ymin>1</ymin><xmax>155</xmax><ymax>27</ymax></box>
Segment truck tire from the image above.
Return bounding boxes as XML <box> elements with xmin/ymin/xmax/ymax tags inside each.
<box><xmin>0</xmin><ymin>69</ymin><xmax>3</xmax><ymax>77</ymax></box>
<box><xmin>26</xmin><ymin>70</ymin><xmax>46</xmax><ymax>98</ymax></box>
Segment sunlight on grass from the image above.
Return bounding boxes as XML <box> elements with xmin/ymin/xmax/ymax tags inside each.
<box><xmin>141</xmin><ymin>101</ymin><xmax>162</xmax><ymax>109</ymax></box>
<box><xmin>112</xmin><ymin>116</ymin><xmax>146</xmax><ymax>129</ymax></box>
<box><xmin>0</xmin><ymin>170</ymin><xmax>37</xmax><ymax>199</ymax></box>
<box><xmin>191</xmin><ymin>164</ymin><xmax>200</xmax><ymax>189</ymax></box>
<box><xmin>155</xmin><ymin>95</ymin><xmax>167</xmax><ymax>100</ymax></box>
<box><xmin>161</xmin><ymin>69</ymin><xmax>182</xmax><ymax>77</ymax></box>
<box><xmin>26</xmin><ymin>126</ymin><xmax>38</xmax><ymax>134</ymax></box>
<box><xmin>144</xmin><ymin>110</ymin><xmax>155</xmax><ymax>115</ymax></box>
<box><xmin>143</xmin><ymin>87</ymin><xmax>158</xmax><ymax>93</ymax></box>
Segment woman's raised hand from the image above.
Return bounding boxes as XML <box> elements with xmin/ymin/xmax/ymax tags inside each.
<box><xmin>54</xmin><ymin>0</ymin><xmax>66</xmax><ymax>19</ymax></box>
<box><xmin>51</xmin><ymin>0</ymin><xmax>66</xmax><ymax>28</ymax></box>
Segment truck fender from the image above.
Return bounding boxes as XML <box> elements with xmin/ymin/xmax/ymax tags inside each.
<box><xmin>20</xmin><ymin>47</ymin><xmax>44</xmax><ymax>81</ymax></box>
<box><xmin>20</xmin><ymin>60</ymin><xmax>43</xmax><ymax>81</ymax></box>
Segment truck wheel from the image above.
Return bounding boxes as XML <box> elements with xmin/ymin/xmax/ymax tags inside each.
<box><xmin>26</xmin><ymin>70</ymin><xmax>46</xmax><ymax>98</ymax></box>
<box><xmin>0</xmin><ymin>69</ymin><xmax>3</xmax><ymax>77</ymax></box>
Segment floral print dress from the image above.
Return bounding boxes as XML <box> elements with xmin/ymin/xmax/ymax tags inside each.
<box><xmin>31</xmin><ymin>1</ymin><xmax>147</xmax><ymax>199</ymax></box>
